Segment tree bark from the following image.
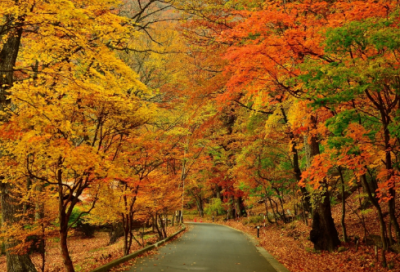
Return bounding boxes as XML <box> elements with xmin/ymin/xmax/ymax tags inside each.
<box><xmin>108</xmin><ymin>222</ymin><xmax>124</xmax><ymax>245</ymax></box>
<box><xmin>309</xmin><ymin>117</ymin><xmax>340</xmax><ymax>252</ymax></box>
<box><xmin>1</xmin><ymin>184</ymin><xmax>37</xmax><ymax>272</ymax></box>
<box><xmin>58</xmin><ymin>171</ymin><xmax>75</xmax><ymax>272</ymax></box>
<box><xmin>0</xmin><ymin>15</ymin><xmax>37</xmax><ymax>272</ymax></box>
<box><xmin>281</xmin><ymin>107</ymin><xmax>311</xmax><ymax>213</ymax></box>
<box><xmin>338</xmin><ymin>167</ymin><xmax>348</xmax><ymax>242</ymax></box>
<box><xmin>60</xmin><ymin>228</ymin><xmax>74</xmax><ymax>272</ymax></box>
<box><xmin>194</xmin><ymin>195</ymin><xmax>204</xmax><ymax>217</ymax></box>
<box><xmin>361</xmin><ymin>174</ymin><xmax>387</xmax><ymax>267</ymax></box>
<box><xmin>267</xmin><ymin>197</ymin><xmax>279</xmax><ymax>224</ymax></box>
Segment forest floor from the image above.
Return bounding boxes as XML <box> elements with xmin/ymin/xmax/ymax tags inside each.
<box><xmin>0</xmin><ymin>225</ymin><xmax>182</xmax><ymax>272</ymax></box>
<box><xmin>193</xmin><ymin>192</ymin><xmax>400</xmax><ymax>272</ymax></box>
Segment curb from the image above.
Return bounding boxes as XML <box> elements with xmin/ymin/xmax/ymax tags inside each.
<box><xmin>89</xmin><ymin>225</ymin><xmax>186</xmax><ymax>272</ymax></box>
<box><xmin>217</xmin><ymin>224</ymin><xmax>290</xmax><ymax>272</ymax></box>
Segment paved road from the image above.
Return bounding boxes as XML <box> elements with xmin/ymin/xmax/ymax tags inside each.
<box><xmin>126</xmin><ymin>223</ymin><xmax>278</xmax><ymax>272</ymax></box>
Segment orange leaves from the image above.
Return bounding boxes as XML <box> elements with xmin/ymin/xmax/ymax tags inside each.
<box><xmin>300</xmin><ymin>153</ymin><xmax>334</xmax><ymax>189</ymax></box>
<box><xmin>376</xmin><ymin>169</ymin><xmax>400</xmax><ymax>202</ymax></box>
<box><xmin>0</xmin><ymin>122</ymin><xmax>23</xmax><ymax>140</ymax></box>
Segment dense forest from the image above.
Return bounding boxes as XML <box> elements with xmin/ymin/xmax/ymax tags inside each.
<box><xmin>1</xmin><ymin>0</ymin><xmax>400</xmax><ymax>271</ymax></box>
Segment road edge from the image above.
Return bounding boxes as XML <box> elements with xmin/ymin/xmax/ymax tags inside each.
<box><xmin>89</xmin><ymin>225</ymin><xmax>186</xmax><ymax>272</ymax></box>
<box><xmin>217</xmin><ymin>223</ymin><xmax>291</xmax><ymax>272</ymax></box>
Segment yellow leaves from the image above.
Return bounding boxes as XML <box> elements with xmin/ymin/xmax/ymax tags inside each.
<box><xmin>264</xmin><ymin>107</ymin><xmax>284</xmax><ymax>134</ymax></box>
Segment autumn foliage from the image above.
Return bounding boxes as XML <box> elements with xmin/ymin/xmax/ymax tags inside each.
<box><xmin>1</xmin><ymin>0</ymin><xmax>400</xmax><ymax>272</ymax></box>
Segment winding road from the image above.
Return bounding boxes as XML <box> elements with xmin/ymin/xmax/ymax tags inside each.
<box><xmin>126</xmin><ymin>223</ymin><xmax>287</xmax><ymax>272</ymax></box>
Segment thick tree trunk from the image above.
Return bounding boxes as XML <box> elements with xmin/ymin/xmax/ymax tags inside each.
<box><xmin>108</xmin><ymin>222</ymin><xmax>124</xmax><ymax>245</ymax></box>
<box><xmin>215</xmin><ymin>185</ymin><xmax>223</xmax><ymax>201</ymax></box>
<box><xmin>0</xmin><ymin>18</ymin><xmax>37</xmax><ymax>272</ymax></box>
<box><xmin>1</xmin><ymin>184</ymin><xmax>37</xmax><ymax>272</ymax></box>
<box><xmin>235</xmin><ymin>196</ymin><xmax>245</xmax><ymax>217</ymax></box>
<box><xmin>309</xmin><ymin>117</ymin><xmax>340</xmax><ymax>252</ymax></box>
<box><xmin>195</xmin><ymin>196</ymin><xmax>204</xmax><ymax>217</ymax></box>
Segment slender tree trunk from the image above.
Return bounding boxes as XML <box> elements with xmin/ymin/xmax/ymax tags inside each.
<box><xmin>154</xmin><ymin>213</ymin><xmax>163</xmax><ymax>240</ymax></box>
<box><xmin>58</xmin><ymin>173</ymin><xmax>75</xmax><ymax>272</ymax></box>
<box><xmin>263</xmin><ymin>200</ymin><xmax>273</xmax><ymax>224</ymax></box>
<box><xmin>388</xmin><ymin>219</ymin><xmax>394</xmax><ymax>246</ymax></box>
<box><xmin>227</xmin><ymin>195</ymin><xmax>235</xmax><ymax>219</ymax></box>
<box><xmin>361</xmin><ymin>174</ymin><xmax>387</xmax><ymax>267</ymax></box>
<box><xmin>159</xmin><ymin>214</ymin><xmax>167</xmax><ymax>238</ymax></box>
<box><xmin>383</xmin><ymin>125</ymin><xmax>400</xmax><ymax>243</ymax></box>
<box><xmin>281</xmin><ymin>107</ymin><xmax>311</xmax><ymax>213</ymax></box>
<box><xmin>35</xmin><ymin>184</ymin><xmax>45</xmax><ymax>272</ymax></box>
<box><xmin>338</xmin><ymin>167</ymin><xmax>348</xmax><ymax>242</ymax></box>
<box><xmin>356</xmin><ymin>186</ymin><xmax>368</xmax><ymax>241</ymax></box>
<box><xmin>273</xmin><ymin>188</ymin><xmax>286</xmax><ymax>222</ymax></box>
<box><xmin>60</xmin><ymin>227</ymin><xmax>74</xmax><ymax>272</ymax></box>
<box><xmin>267</xmin><ymin>197</ymin><xmax>279</xmax><ymax>224</ymax></box>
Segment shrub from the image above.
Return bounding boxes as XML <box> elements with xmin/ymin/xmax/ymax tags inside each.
<box><xmin>205</xmin><ymin>198</ymin><xmax>225</xmax><ymax>216</ymax></box>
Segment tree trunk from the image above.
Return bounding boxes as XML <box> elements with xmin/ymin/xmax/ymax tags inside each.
<box><xmin>159</xmin><ymin>214</ymin><xmax>167</xmax><ymax>238</ymax></box>
<box><xmin>215</xmin><ymin>185</ymin><xmax>223</xmax><ymax>201</ymax></box>
<box><xmin>0</xmin><ymin>20</ymin><xmax>37</xmax><ymax>272</ymax></box>
<box><xmin>108</xmin><ymin>222</ymin><xmax>124</xmax><ymax>245</ymax></box>
<box><xmin>154</xmin><ymin>213</ymin><xmax>163</xmax><ymax>240</ymax></box>
<box><xmin>338</xmin><ymin>167</ymin><xmax>348</xmax><ymax>242</ymax></box>
<box><xmin>1</xmin><ymin>184</ymin><xmax>37</xmax><ymax>272</ymax></box>
<box><xmin>58</xmin><ymin>175</ymin><xmax>75</xmax><ymax>272</ymax></box>
<box><xmin>309</xmin><ymin>117</ymin><xmax>340</xmax><ymax>252</ymax></box>
<box><xmin>361</xmin><ymin>174</ymin><xmax>387</xmax><ymax>267</ymax></box>
<box><xmin>281</xmin><ymin>107</ymin><xmax>311</xmax><ymax>213</ymax></box>
<box><xmin>273</xmin><ymin>187</ymin><xmax>286</xmax><ymax>222</ymax></box>
<box><xmin>35</xmin><ymin>185</ymin><xmax>46</xmax><ymax>272</ymax></box>
<box><xmin>195</xmin><ymin>196</ymin><xmax>204</xmax><ymax>217</ymax></box>
<box><xmin>60</xmin><ymin>228</ymin><xmax>74</xmax><ymax>272</ymax></box>
<box><xmin>263</xmin><ymin>200</ymin><xmax>273</xmax><ymax>224</ymax></box>
<box><xmin>176</xmin><ymin>210</ymin><xmax>182</xmax><ymax>225</ymax></box>
<box><xmin>356</xmin><ymin>186</ymin><xmax>368</xmax><ymax>241</ymax></box>
<box><xmin>235</xmin><ymin>196</ymin><xmax>245</xmax><ymax>217</ymax></box>
<box><xmin>267</xmin><ymin>197</ymin><xmax>279</xmax><ymax>224</ymax></box>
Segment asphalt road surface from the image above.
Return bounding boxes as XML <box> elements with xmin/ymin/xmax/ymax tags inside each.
<box><xmin>126</xmin><ymin>223</ymin><xmax>278</xmax><ymax>272</ymax></box>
